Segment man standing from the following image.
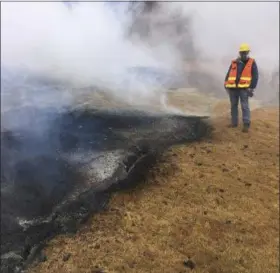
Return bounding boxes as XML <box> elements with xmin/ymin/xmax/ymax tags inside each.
<box><xmin>224</xmin><ymin>43</ymin><xmax>259</xmax><ymax>132</ymax></box>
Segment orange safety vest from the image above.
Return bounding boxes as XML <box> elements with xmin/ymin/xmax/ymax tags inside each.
<box><xmin>225</xmin><ymin>58</ymin><xmax>254</xmax><ymax>89</ymax></box>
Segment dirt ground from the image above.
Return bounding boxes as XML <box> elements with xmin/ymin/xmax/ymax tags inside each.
<box><xmin>29</xmin><ymin>104</ymin><xmax>279</xmax><ymax>273</ymax></box>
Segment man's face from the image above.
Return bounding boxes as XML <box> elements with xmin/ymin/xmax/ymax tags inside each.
<box><xmin>239</xmin><ymin>51</ymin><xmax>249</xmax><ymax>61</ymax></box>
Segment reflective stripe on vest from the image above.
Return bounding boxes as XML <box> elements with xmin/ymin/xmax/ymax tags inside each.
<box><xmin>225</xmin><ymin>61</ymin><xmax>238</xmax><ymax>88</ymax></box>
<box><xmin>225</xmin><ymin>58</ymin><xmax>254</xmax><ymax>89</ymax></box>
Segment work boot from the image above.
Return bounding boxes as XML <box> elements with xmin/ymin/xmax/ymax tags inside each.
<box><xmin>242</xmin><ymin>124</ymin><xmax>249</xmax><ymax>133</ymax></box>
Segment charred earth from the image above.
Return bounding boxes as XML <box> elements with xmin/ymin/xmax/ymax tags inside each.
<box><xmin>1</xmin><ymin>105</ymin><xmax>212</xmax><ymax>273</ymax></box>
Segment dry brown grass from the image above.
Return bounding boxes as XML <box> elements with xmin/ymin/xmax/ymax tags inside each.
<box><xmin>29</xmin><ymin>106</ymin><xmax>279</xmax><ymax>273</ymax></box>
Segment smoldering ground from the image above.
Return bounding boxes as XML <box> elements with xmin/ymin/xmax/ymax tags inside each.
<box><xmin>1</xmin><ymin>3</ymin><xmax>208</xmax><ymax>272</ymax></box>
<box><xmin>1</xmin><ymin>105</ymin><xmax>212</xmax><ymax>272</ymax></box>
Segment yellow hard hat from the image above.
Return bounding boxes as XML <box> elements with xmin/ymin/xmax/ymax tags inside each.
<box><xmin>239</xmin><ymin>43</ymin><xmax>250</xmax><ymax>52</ymax></box>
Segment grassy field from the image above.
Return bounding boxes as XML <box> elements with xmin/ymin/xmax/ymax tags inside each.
<box><xmin>29</xmin><ymin>98</ymin><xmax>279</xmax><ymax>273</ymax></box>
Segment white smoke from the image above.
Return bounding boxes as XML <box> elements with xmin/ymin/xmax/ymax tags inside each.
<box><xmin>1</xmin><ymin>2</ymin><xmax>181</xmax><ymax>106</ymax></box>
<box><xmin>1</xmin><ymin>1</ymin><xmax>279</xmax><ymax>110</ymax></box>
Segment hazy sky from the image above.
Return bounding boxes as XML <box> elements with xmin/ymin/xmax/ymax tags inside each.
<box><xmin>175</xmin><ymin>2</ymin><xmax>279</xmax><ymax>70</ymax></box>
<box><xmin>1</xmin><ymin>1</ymin><xmax>279</xmax><ymax>98</ymax></box>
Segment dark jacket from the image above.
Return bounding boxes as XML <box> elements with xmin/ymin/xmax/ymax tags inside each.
<box><xmin>224</xmin><ymin>58</ymin><xmax>259</xmax><ymax>89</ymax></box>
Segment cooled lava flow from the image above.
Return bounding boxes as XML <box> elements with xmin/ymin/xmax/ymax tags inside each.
<box><xmin>1</xmin><ymin>69</ymin><xmax>212</xmax><ymax>272</ymax></box>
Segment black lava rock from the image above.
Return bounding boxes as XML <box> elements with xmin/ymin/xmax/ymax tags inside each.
<box><xmin>1</xmin><ymin>105</ymin><xmax>211</xmax><ymax>273</ymax></box>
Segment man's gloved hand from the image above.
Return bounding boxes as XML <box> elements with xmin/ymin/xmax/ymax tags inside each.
<box><xmin>247</xmin><ymin>88</ymin><xmax>254</xmax><ymax>97</ymax></box>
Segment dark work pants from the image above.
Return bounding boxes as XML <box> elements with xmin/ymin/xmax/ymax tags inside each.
<box><xmin>228</xmin><ymin>89</ymin><xmax>250</xmax><ymax>126</ymax></box>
